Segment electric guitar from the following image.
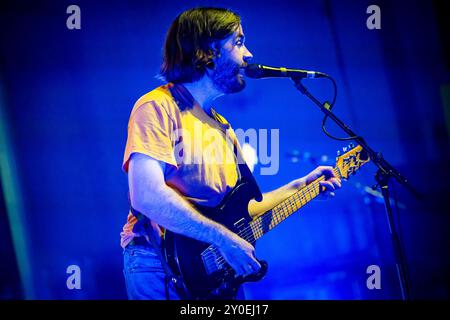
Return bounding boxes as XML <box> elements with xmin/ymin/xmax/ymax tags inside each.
<box><xmin>163</xmin><ymin>144</ymin><xmax>370</xmax><ymax>299</ymax></box>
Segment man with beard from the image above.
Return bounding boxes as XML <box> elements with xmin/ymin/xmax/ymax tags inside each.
<box><xmin>121</xmin><ymin>7</ymin><xmax>342</xmax><ymax>300</ymax></box>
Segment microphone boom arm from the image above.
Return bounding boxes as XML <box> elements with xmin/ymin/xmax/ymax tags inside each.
<box><xmin>292</xmin><ymin>76</ymin><xmax>421</xmax><ymax>301</ymax></box>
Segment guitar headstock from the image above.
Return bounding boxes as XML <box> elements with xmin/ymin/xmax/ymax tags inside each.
<box><xmin>335</xmin><ymin>144</ymin><xmax>370</xmax><ymax>179</ymax></box>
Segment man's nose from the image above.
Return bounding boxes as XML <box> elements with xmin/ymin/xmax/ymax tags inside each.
<box><xmin>243</xmin><ymin>46</ymin><xmax>253</xmax><ymax>62</ymax></box>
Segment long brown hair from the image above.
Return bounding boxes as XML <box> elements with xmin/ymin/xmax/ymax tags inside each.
<box><xmin>159</xmin><ymin>7</ymin><xmax>241</xmax><ymax>83</ymax></box>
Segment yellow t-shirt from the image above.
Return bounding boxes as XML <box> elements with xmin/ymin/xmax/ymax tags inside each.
<box><xmin>120</xmin><ymin>83</ymin><xmax>240</xmax><ymax>248</ymax></box>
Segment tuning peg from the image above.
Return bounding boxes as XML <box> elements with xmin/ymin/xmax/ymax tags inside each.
<box><xmin>342</xmin><ymin>146</ymin><xmax>348</xmax><ymax>153</ymax></box>
<box><xmin>336</xmin><ymin>150</ymin><xmax>341</xmax><ymax>156</ymax></box>
<box><xmin>349</xmin><ymin>143</ymin><xmax>354</xmax><ymax>149</ymax></box>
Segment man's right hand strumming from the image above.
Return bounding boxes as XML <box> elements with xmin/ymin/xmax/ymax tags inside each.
<box><xmin>215</xmin><ymin>227</ymin><xmax>262</xmax><ymax>278</ymax></box>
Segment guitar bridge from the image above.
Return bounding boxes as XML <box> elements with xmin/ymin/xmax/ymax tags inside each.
<box><xmin>201</xmin><ymin>246</ymin><xmax>224</xmax><ymax>275</ymax></box>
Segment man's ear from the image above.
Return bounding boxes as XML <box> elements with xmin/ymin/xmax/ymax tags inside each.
<box><xmin>206</xmin><ymin>41</ymin><xmax>221</xmax><ymax>70</ymax></box>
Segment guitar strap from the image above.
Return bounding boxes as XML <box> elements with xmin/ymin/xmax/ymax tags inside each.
<box><xmin>232</xmin><ymin>139</ymin><xmax>263</xmax><ymax>202</ymax></box>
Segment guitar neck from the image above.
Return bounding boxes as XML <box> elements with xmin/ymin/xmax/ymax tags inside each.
<box><xmin>247</xmin><ymin>167</ymin><xmax>342</xmax><ymax>241</ymax></box>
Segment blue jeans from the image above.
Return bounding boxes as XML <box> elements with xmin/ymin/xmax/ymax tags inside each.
<box><xmin>123</xmin><ymin>244</ymin><xmax>181</xmax><ymax>300</ymax></box>
<box><xmin>123</xmin><ymin>243</ymin><xmax>246</xmax><ymax>300</ymax></box>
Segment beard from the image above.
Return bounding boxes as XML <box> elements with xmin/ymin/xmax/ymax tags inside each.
<box><xmin>210</xmin><ymin>58</ymin><xmax>246</xmax><ymax>94</ymax></box>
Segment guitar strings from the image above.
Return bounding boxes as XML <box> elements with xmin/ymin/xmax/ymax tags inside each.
<box><xmin>204</xmin><ymin>168</ymin><xmax>342</xmax><ymax>269</ymax></box>
<box><xmin>204</xmin><ymin>167</ymin><xmax>343</xmax><ymax>269</ymax></box>
<box><xmin>206</xmin><ymin>158</ymin><xmax>365</xmax><ymax>272</ymax></box>
<box><xmin>239</xmin><ymin>167</ymin><xmax>340</xmax><ymax>242</ymax></box>
<box><xmin>202</xmin><ymin>168</ymin><xmax>340</xmax><ymax>269</ymax></box>
<box><xmin>205</xmin><ymin>178</ymin><xmax>324</xmax><ymax>269</ymax></box>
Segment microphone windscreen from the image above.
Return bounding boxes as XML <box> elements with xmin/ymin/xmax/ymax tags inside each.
<box><xmin>244</xmin><ymin>64</ymin><xmax>264</xmax><ymax>78</ymax></box>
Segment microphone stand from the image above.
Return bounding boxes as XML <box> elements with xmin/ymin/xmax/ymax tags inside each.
<box><xmin>292</xmin><ymin>77</ymin><xmax>422</xmax><ymax>300</ymax></box>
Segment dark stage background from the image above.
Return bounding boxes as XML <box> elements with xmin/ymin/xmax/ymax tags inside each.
<box><xmin>1</xmin><ymin>0</ymin><xmax>449</xmax><ymax>299</ymax></box>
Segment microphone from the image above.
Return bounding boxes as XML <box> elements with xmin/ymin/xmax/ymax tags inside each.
<box><xmin>245</xmin><ymin>64</ymin><xmax>328</xmax><ymax>79</ymax></box>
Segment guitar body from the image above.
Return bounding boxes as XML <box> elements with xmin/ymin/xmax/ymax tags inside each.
<box><xmin>163</xmin><ymin>179</ymin><xmax>268</xmax><ymax>300</ymax></box>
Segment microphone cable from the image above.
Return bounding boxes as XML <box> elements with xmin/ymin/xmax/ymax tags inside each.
<box><xmin>320</xmin><ymin>75</ymin><xmax>359</xmax><ymax>141</ymax></box>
